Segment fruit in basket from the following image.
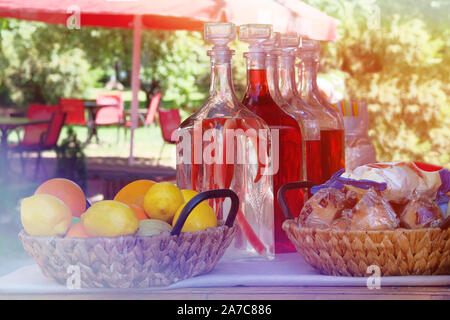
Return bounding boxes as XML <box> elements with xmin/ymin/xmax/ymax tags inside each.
<box><xmin>136</xmin><ymin>219</ymin><xmax>172</xmax><ymax>236</ymax></box>
<box><xmin>65</xmin><ymin>222</ymin><xmax>90</xmax><ymax>238</ymax></box>
<box><xmin>81</xmin><ymin>200</ymin><xmax>139</xmax><ymax>237</ymax></box>
<box><xmin>180</xmin><ymin>189</ymin><xmax>198</xmax><ymax>202</ymax></box>
<box><xmin>35</xmin><ymin>178</ymin><xmax>86</xmax><ymax>217</ymax></box>
<box><xmin>172</xmin><ymin>190</ymin><xmax>217</xmax><ymax>232</ymax></box>
<box><xmin>129</xmin><ymin>204</ymin><xmax>150</xmax><ymax>221</ymax></box>
<box><xmin>143</xmin><ymin>182</ymin><xmax>184</xmax><ymax>223</ymax></box>
<box><xmin>113</xmin><ymin>179</ymin><xmax>155</xmax><ymax>208</ymax></box>
<box><xmin>21</xmin><ymin>194</ymin><xmax>72</xmax><ymax>236</ymax></box>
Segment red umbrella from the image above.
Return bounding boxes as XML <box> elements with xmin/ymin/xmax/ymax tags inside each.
<box><xmin>0</xmin><ymin>0</ymin><xmax>338</xmax><ymax>161</ymax></box>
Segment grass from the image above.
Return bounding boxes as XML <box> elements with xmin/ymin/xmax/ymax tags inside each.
<box><xmin>59</xmin><ymin>124</ymin><xmax>176</xmax><ymax>166</ymax></box>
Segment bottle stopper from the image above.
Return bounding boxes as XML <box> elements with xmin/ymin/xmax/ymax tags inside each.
<box><xmin>239</xmin><ymin>24</ymin><xmax>272</xmax><ymax>53</ymax></box>
<box><xmin>204</xmin><ymin>23</ymin><xmax>236</xmax><ymax>49</ymax></box>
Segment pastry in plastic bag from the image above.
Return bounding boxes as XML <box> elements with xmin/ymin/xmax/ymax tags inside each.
<box><xmin>349</xmin><ymin>188</ymin><xmax>399</xmax><ymax>230</ymax></box>
<box><xmin>341</xmin><ymin>162</ymin><xmax>442</xmax><ymax>204</ymax></box>
<box><xmin>331</xmin><ymin>209</ymin><xmax>352</xmax><ymax>230</ymax></box>
<box><xmin>400</xmin><ymin>197</ymin><xmax>443</xmax><ymax>229</ymax></box>
<box><xmin>300</xmin><ymin>188</ymin><xmax>345</xmax><ymax>229</ymax></box>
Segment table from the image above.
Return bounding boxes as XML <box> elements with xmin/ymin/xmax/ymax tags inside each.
<box><xmin>0</xmin><ymin>117</ymin><xmax>50</xmax><ymax>180</ymax></box>
<box><xmin>1</xmin><ymin>253</ymin><xmax>448</xmax><ymax>300</ymax></box>
<box><xmin>2</xmin><ymin>286</ymin><xmax>449</xmax><ymax>300</ymax></box>
<box><xmin>124</xmin><ymin>109</ymin><xmax>148</xmax><ymax>127</ymax></box>
<box><xmin>0</xmin><ymin>107</ymin><xmax>27</xmax><ymax>118</ymax></box>
<box><xmin>83</xmin><ymin>100</ymin><xmax>120</xmax><ymax>146</ymax></box>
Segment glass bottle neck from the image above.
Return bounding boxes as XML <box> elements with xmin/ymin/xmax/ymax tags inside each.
<box><xmin>208</xmin><ymin>50</ymin><xmax>238</xmax><ymax>103</ymax></box>
<box><xmin>244</xmin><ymin>52</ymin><xmax>270</xmax><ymax>96</ymax></box>
<box><xmin>266</xmin><ymin>54</ymin><xmax>284</xmax><ymax>105</ymax></box>
<box><xmin>300</xmin><ymin>58</ymin><xmax>321</xmax><ymax>100</ymax></box>
<box><xmin>278</xmin><ymin>54</ymin><xmax>299</xmax><ymax>100</ymax></box>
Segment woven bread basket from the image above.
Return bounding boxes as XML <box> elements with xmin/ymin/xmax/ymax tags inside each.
<box><xmin>19</xmin><ymin>189</ymin><xmax>239</xmax><ymax>288</ymax></box>
<box><xmin>279</xmin><ymin>181</ymin><xmax>450</xmax><ymax>277</ymax></box>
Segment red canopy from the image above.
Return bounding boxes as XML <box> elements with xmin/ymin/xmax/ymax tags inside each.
<box><xmin>0</xmin><ymin>0</ymin><xmax>337</xmax><ymax>40</ymax></box>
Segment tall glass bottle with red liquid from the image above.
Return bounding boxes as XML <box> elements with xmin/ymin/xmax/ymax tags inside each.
<box><xmin>297</xmin><ymin>39</ymin><xmax>345</xmax><ymax>183</ymax></box>
<box><xmin>176</xmin><ymin>23</ymin><xmax>274</xmax><ymax>260</ymax></box>
<box><xmin>277</xmin><ymin>34</ymin><xmax>322</xmax><ymax>188</ymax></box>
<box><xmin>239</xmin><ymin>25</ymin><xmax>303</xmax><ymax>254</ymax></box>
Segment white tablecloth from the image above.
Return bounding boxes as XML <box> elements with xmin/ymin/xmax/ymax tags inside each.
<box><xmin>0</xmin><ymin>253</ymin><xmax>449</xmax><ymax>294</ymax></box>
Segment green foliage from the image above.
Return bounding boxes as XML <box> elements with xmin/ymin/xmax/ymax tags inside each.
<box><xmin>0</xmin><ymin>20</ymin><xmax>99</xmax><ymax>105</ymax></box>
<box><xmin>305</xmin><ymin>0</ymin><xmax>450</xmax><ymax>167</ymax></box>
<box><xmin>140</xmin><ymin>30</ymin><xmax>210</xmax><ymax>108</ymax></box>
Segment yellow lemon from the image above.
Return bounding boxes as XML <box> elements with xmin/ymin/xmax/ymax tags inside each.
<box><xmin>172</xmin><ymin>191</ymin><xmax>217</xmax><ymax>232</ymax></box>
<box><xmin>21</xmin><ymin>194</ymin><xmax>72</xmax><ymax>236</ymax></box>
<box><xmin>181</xmin><ymin>189</ymin><xmax>199</xmax><ymax>202</ymax></box>
<box><xmin>143</xmin><ymin>182</ymin><xmax>184</xmax><ymax>223</ymax></box>
<box><xmin>81</xmin><ymin>200</ymin><xmax>138</xmax><ymax>237</ymax></box>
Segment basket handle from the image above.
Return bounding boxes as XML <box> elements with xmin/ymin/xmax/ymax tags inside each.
<box><xmin>277</xmin><ymin>181</ymin><xmax>315</xmax><ymax>219</ymax></box>
<box><xmin>171</xmin><ymin>189</ymin><xmax>239</xmax><ymax>236</ymax></box>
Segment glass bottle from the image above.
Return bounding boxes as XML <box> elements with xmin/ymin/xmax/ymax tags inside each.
<box><xmin>176</xmin><ymin>23</ymin><xmax>274</xmax><ymax>260</ymax></box>
<box><xmin>297</xmin><ymin>39</ymin><xmax>345</xmax><ymax>183</ymax></box>
<box><xmin>239</xmin><ymin>24</ymin><xmax>303</xmax><ymax>254</ymax></box>
<box><xmin>277</xmin><ymin>34</ymin><xmax>322</xmax><ymax>188</ymax></box>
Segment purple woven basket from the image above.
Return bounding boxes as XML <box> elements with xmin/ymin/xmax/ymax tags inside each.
<box><xmin>19</xmin><ymin>189</ymin><xmax>239</xmax><ymax>288</ymax></box>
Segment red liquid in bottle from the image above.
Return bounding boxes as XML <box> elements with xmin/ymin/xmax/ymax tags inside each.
<box><xmin>243</xmin><ymin>69</ymin><xmax>303</xmax><ymax>253</ymax></box>
<box><xmin>320</xmin><ymin>129</ymin><xmax>345</xmax><ymax>183</ymax></box>
<box><xmin>306</xmin><ymin>139</ymin><xmax>322</xmax><ymax>186</ymax></box>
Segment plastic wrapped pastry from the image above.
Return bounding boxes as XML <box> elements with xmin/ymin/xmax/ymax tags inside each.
<box><xmin>331</xmin><ymin>209</ymin><xmax>353</xmax><ymax>230</ymax></box>
<box><xmin>341</xmin><ymin>162</ymin><xmax>444</xmax><ymax>204</ymax></box>
<box><xmin>400</xmin><ymin>197</ymin><xmax>443</xmax><ymax>229</ymax></box>
<box><xmin>300</xmin><ymin>188</ymin><xmax>345</xmax><ymax>229</ymax></box>
<box><xmin>349</xmin><ymin>188</ymin><xmax>399</xmax><ymax>230</ymax></box>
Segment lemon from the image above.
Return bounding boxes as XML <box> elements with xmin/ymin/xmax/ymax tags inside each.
<box><xmin>172</xmin><ymin>190</ymin><xmax>217</xmax><ymax>232</ymax></box>
<box><xmin>21</xmin><ymin>194</ymin><xmax>72</xmax><ymax>236</ymax></box>
<box><xmin>143</xmin><ymin>182</ymin><xmax>184</xmax><ymax>223</ymax></box>
<box><xmin>181</xmin><ymin>189</ymin><xmax>198</xmax><ymax>202</ymax></box>
<box><xmin>81</xmin><ymin>200</ymin><xmax>138</xmax><ymax>237</ymax></box>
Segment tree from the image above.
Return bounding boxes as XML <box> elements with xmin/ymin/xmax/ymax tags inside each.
<box><xmin>0</xmin><ymin>20</ymin><xmax>99</xmax><ymax>105</ymax></box>
<box><xmin>304</xmin><ymin>0</ymin><xmax>450</xmax><ymax>167</ymax></box>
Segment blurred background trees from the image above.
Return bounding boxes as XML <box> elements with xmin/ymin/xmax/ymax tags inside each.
<box><xmin>0</xmin><ymin>0</ymin><xmax>448</xmax><ymax>166</ymax></box>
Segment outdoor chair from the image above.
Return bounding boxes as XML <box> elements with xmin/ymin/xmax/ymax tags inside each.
<box><xmin>157</xmin><ymin>107</ymin><xmax>181</xmax><ymax>163</ymax></box>
<box><xmin>9</xmin><ymin>112</ymin><xmax>67</xmax><ymax>180</ymax></box>
<box><xmin>95</xmin><ymin>93</ymin><xmax>124</xmax><ymax>142</ymax></box>
<box><xmin>123</xmin><ymin>92</ymin><xmax>161</xmax><ymax>138</ymax></box>
<box><xmin>14</xmin><ymin>103</ymin><xmax>61</xmax><ymax>143</ymax></box>
<box><xmin>59</xmin><ymin>98</ymin><xmax>86</xmax><ymax>125</ymax></box>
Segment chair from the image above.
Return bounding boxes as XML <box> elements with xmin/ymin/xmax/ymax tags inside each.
<box><xmin>10</xmin><ymin>112</ymin><xmax>67</xmax><ymax>180</ymax></box>
<box><xmin>59</xmin><ymin>98</ymin><xmax>86</xmax><ymax>125</ymax></box>
<box><xmin>157</xmin><ymin>107</ymin><xmax>181</xmax><ymax>163</ymax></box>
<box><xmin>123</xmin><ymin>93</ymin><xmax>161</xmax><ymax>137</ymax></box>
<box><xmin>19</xmin><ymin>103</ymin><xmax>61</xmax><ymax>145</ymax></box>
<box><xmin>95</xmin><ymin>93</ymin><xmax>124</xmax><ymax>124</ymax></box>
<box><xmin>95</xmin><ymin>93</ymin><xmax>124</xmax><ymax>142</ymax></box>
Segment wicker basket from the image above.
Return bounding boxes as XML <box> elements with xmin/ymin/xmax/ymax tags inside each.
<box><xmin>19</xmin><ymin>189</ymin><xmax>239</xmax><ymax>288</ymax></box>
<box><xmin>278</xmin><ymin>181</ymin><xmax>450</xmax><ymax>277</ymax></box>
